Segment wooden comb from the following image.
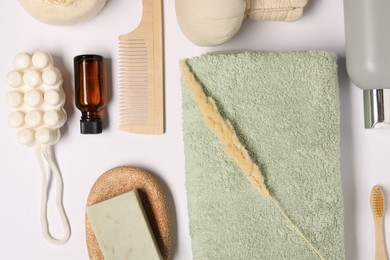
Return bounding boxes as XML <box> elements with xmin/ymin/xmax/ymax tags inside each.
<box><xmin>118</xmin><ymin>0</ymin><xmax>164</xmax><ymax>134</ymax></box>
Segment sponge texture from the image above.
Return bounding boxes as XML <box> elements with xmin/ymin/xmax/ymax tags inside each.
<box><xmin>18</xmin><ymin>0</ymin><xmax>107</xmax><ymax>25</ymax></box>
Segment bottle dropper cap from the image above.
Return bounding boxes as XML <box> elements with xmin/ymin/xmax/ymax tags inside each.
<box><xmin>363</xmin><ymin>89</ymin><xmax>390</xmax><ymax>128</ymax></box>
<box><xmin>80</xmin><ymin>119</ymin><xmax>102</xmax><ymax>134</ymax></box>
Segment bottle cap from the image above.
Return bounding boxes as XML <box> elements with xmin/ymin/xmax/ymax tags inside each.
<box><xmin>80</xmin><ymin>119</ymin><xmax>102</xmax><ymax>134</ymax></box>
<box><xmin>363</xmin><ymin>89</ymin><xmax>390</xmax><ymax>128</ymax></box>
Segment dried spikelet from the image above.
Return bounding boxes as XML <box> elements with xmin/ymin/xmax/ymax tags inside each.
<box><xmin>180</xmin><ymin>60</ymin><xmax>270</xmax><ymax>198</ymax></box>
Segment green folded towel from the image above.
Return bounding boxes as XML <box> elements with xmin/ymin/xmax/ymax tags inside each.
<box><xmin>180</xmin><ymin>51</ymin><xmax>345</xmax><ymax>259</ymax></box>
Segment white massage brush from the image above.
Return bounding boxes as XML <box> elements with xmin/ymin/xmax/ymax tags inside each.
<box><xmin>6</xmin><ymin>52</ymin><xmax>70</xmax><ymax>244</ymax></box>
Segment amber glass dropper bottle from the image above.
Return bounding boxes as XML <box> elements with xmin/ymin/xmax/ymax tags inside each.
<box><xmin>74</xmin><ymin>54</ymin><xmax>106</xmax><ymax>134</ymax></box>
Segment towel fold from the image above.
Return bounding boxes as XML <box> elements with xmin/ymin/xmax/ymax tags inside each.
<box><xmin>180</xmin><ymin>51</ymin><xmax>345</xmax><ymax>259</ymax></box>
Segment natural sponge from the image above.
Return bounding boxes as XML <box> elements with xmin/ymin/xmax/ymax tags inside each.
<box><xmin>18</xmin><ymin>0</ymin><xmax>107</xmax><ymax>25</ymax></box>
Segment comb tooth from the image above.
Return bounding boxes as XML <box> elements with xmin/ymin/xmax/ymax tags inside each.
<box><xmin>119</xmin><ymin>39</ymin><xmax>150</xmax><ymax>127</ymax></box>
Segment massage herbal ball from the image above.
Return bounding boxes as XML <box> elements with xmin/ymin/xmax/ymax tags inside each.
<box><xmin>175</xmin><ymin>0</ymin><xmax>308</xmax><ymax>46</ymax></box>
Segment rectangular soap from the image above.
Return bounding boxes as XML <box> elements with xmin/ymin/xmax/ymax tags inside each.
<box><xmin>86</xmin><ymin>190</ymin><xmax>163</xmax><ymax>260</ymax></box>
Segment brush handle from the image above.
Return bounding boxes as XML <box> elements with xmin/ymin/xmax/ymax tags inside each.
<box><xmin>374</xmin><ymin>218</ymin><xmax>388</xmax><ymax>260</ymax></box>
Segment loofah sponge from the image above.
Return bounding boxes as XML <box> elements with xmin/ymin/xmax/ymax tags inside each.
<box><xmin>18</xmin><ymin>0</ymin><xmax>107</xmax><ymax>25</ymax></box>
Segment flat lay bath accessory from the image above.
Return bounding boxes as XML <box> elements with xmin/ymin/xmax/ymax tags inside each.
<box><xmin>5</xmin><ymin>52</ymin><xmax>70</xmax><ymax>244</ymax></box>
<box><xmin>118</xmin><ymin>0</ymin><xmax>164</xmax><ymax>135</ymax></box>
<box><xmin>18</xmin><ymin>0</ymin><xmax>107</xmax><ymax>25</ymax></box>
<box><xmin>74</xmin><ymin>54</ymin><xmax>106</xmax><ymax>134</ymax></box>
<box><xmin>344</xmin><ymin>0</ymin><xmax>390</xmax><ymax>128</ymax></box>
<box><xmin>87</xmin><ymin>190</ymin><xmax>163</xmax><ymax>260</ymax></box>
<box><xmin>180</xmin><ymin>51</ymin><xmax>344</xmax><ymax>259</ymax></box>
<box><xmin>370</xmin><ymin>185</ymin><xmax>388</xmax><ymax>260</ymax></box>
<box><xmin>86</xmin><ymin>166</ymin><xmax>171</xmax><ymax>260</ymax></box>
<box><xmin>175</xmin><ymin>0</ymin><xmax>308</xmax><ymax>46</ymax></box>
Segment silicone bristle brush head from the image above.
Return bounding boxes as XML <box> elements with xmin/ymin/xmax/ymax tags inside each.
<box><xmin>371</xmin><ymin>185</ymin><xmax>385</xmax><ymax>218</ymax></box>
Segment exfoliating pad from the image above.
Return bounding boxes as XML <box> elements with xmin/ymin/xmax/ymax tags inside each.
<box><xmin>86</xmin><ymin>166</ymin><xmax>171</xmax><ymax>260</ymax></box>
<box><xmin>180</xmin><ymin>51</ymin><xmax>344</xmax><ymax>259</ymax></box>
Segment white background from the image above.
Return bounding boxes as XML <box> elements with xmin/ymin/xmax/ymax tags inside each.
<box><xmin>0</xmin><ymin>0</ymin><xmax>389</xmax><ymax>259</ymax></box>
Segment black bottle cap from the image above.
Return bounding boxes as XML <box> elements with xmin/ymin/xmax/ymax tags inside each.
<box><xmin>80</xmin><ymin>119</ymin><xmax>102</xmax><ymax>134</ymax></box>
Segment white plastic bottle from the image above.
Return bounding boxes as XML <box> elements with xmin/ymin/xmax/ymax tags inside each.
<box><xmin>344</xmin><ymin>0</ymin><xmax>390</xmax><ymax>128</ymax></box>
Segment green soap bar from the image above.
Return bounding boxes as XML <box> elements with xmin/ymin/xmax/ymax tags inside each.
<box><xmin>86</xmin><ymin>190</ymin><xmax>163</xmax><ymax>260</ymax></box>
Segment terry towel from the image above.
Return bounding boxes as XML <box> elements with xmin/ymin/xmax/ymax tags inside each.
<box><xmin>180</xmin><ymin>51</ymin><xmax>344</xmax><ymax>259</ymax></box>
